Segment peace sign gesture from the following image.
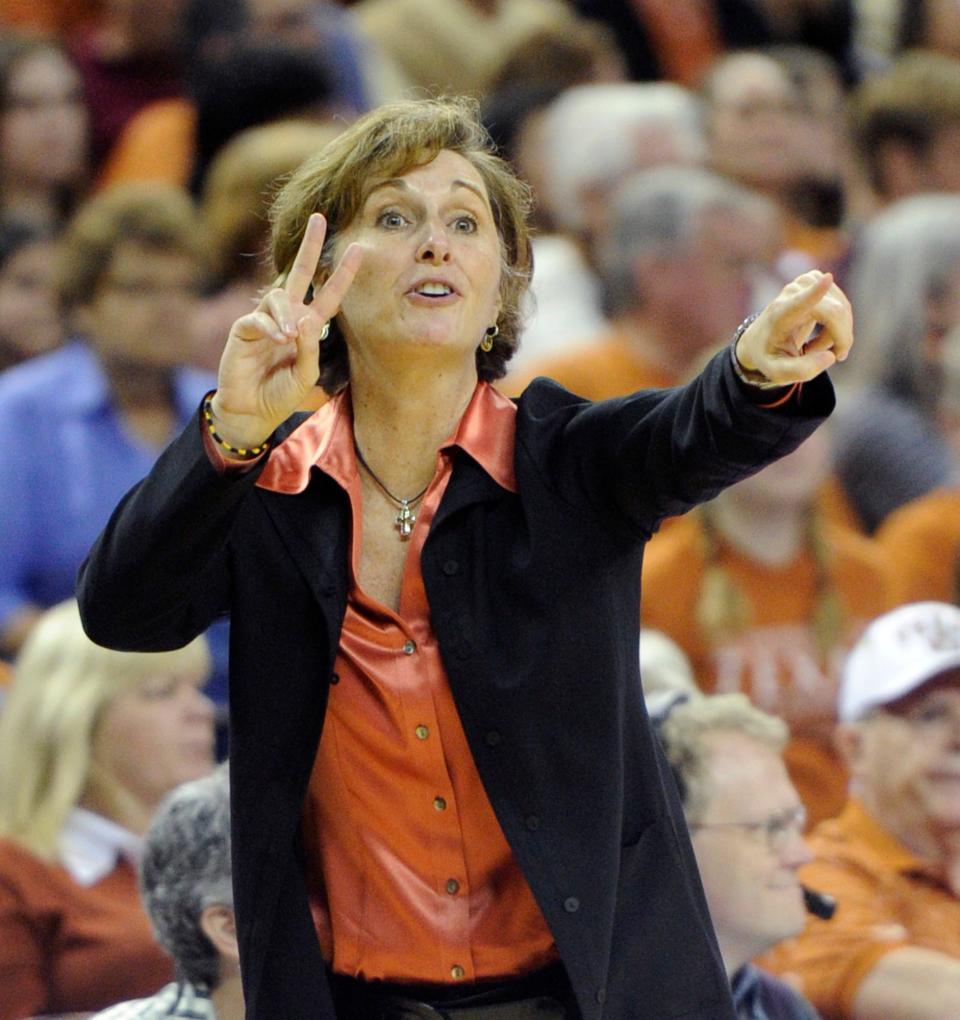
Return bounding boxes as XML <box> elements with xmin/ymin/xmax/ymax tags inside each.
<box><xmin>209</xmin><ymin>213</ymin><xmax>364</xmax><ymax>451</ymax></box>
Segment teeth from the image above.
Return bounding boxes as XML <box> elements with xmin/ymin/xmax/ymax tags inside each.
<box><xmin>417</xmin><ymin>283</ymin><xmax>452</xmax><ymax>296</ymax></box>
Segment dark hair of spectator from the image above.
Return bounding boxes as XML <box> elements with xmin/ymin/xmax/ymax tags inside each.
<box><xmin>190</xmin><ymin>40</ymin><xmax>333</xmax><ymax>196</ymax></box>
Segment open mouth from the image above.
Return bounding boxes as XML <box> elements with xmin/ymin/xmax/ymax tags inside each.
<box><xmin>411</xmin><ymin>282</ymin><xmax>456</xmax><ymax>299</ymax></box>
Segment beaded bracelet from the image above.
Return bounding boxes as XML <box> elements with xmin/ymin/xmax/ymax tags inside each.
<box><xmin>202</xmin><ymin>395</ymin><xmax>268</xmax><ymax>460</ymax></box>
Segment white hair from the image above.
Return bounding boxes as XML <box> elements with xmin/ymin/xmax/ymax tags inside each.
<box><xmin>538</xmin><ymin>82</ymin><xmax>705</xmax><ymax>234</ymax></box>
<box><xmin>845</xmin><ymin>193</ymin><xmax>960</xmax><ymax>405</ymax></box>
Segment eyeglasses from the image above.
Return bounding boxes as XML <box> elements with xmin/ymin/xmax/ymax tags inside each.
<box><xmin>690</xmin><ymin>805</ymin><xmax>807</xmax><ymax>851</ymax></box>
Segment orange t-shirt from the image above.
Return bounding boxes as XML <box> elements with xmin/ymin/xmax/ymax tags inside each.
<box><xmin>629</xmin><ymin>0</ymin><xmax>722</xmax><ymax>86</ymax></box>
<box><xmin>96</xmin><ymin>98</ymin><xmax>195</xmax><ymax>192</ymax></box>
<box><xmin>759</xmin><ymin>798</ymin><xmax>960</xmax><ymax>1020</ymax></box>
<box><xmin>0</xmin><ymin>838</ymin><xmax>172</xmax><ymax>1019</ymax></box>
<box><xmin>255</xmin><ymin>383</ymin><xmax>557</xmax><ymax>984</ymax></box>
<box><xmin>503</xmin><ymin>328</ymin><xmax>680</xmax><ymax>401</ymax></box>
<box><xmin>0</xmin><ymin>0</ymin><xmax>99</xmax><ymax>33</ymax></box>
<box><xmin>640</xmin><ymin>514</ymin><xmax>893</xmax><ymax>824</ymax></box>
<box><xmin>874</xmin><ymin>487</ymin><xmax>960</xmax><ymax>605</ymax></box>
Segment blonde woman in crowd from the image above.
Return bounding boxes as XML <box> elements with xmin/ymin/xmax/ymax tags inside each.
<box><xmin>0</xmin><ymin>600</ymin><xmax>215</xmax><ymax>1020</ymax></box>
<box><xmin>642</xmin><ymin>429</ymin><xmax>894</xmax><ymax>826</ymax></box>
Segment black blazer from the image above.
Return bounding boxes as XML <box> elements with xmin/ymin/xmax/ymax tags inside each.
<box><xmin>78</xmin><ymin>350</ymin><xmax>834</xmax><ymax>1020</ymax></box>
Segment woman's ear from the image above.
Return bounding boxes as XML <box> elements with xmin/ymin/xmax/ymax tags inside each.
<box><xmin>200</xmin><ymin>903</ymin><xmax>239</xmax><ymax>963</ymax></box>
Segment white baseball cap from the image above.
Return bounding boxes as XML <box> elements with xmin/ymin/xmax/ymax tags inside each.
<box><xmin>840</xmin><ymin>602</ymin><xmax>960</xmax><ymax>722</ymax></box>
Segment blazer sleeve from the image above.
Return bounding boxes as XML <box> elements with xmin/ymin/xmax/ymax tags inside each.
<box><xmin>516</xmin><ymin>344</ymin><xmax>836</xmax><ymax>540</ymax></box>
<box><xmin>76</xmin><ymin>410</ymin><xmax>267</xmax><ymax>653</ymax></box>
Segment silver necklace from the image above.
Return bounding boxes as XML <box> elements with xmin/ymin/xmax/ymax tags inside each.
<box><xmin>354</xmin><ymin>441</ymin><xmax>429</xmax><ymax>540</ymax></box>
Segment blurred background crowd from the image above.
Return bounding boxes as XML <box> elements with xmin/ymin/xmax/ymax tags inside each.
<box><xmin>3</xmin><ymin>0</ymin><xmax>960</xmax><ymax>1017</ymax></box>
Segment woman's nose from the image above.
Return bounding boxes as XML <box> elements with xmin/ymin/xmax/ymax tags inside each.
<box><xmin>416</xmin><ymin>221</ymin><xmax>451</xmax><ymax>264</ymax></box>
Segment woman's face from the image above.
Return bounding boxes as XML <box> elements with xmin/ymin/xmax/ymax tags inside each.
<box><xmin>1</xmin><ymin>48</ymin><xmax>88</xmax><ymax>191</ymax></box>
<box><xmin>332</xmin><ymin>149</ymin><xmax>503</xmax><ymax>370</ymax></box>
<box><xmin>0</xmin><ymin>238</ymin><xmax>63</xmax><ymax>362</ymax></box>
<box><xmin>91</xmin><ymin>672</ymin><xmax>215</xmax><ymax>813</ymax></box>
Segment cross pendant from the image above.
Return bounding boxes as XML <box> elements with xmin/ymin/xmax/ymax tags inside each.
<box><xmin>395</xmin><ymin>501</ymin><xmax>416</xmax><ymax>539</ymax></box>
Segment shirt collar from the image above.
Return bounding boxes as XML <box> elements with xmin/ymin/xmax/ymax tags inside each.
<box><xmin>840</xmin><ymin>798</ymin><xmax>928</xmax><ymax>875</ymax></box>
<box><xmin>731</xmin><ymin>964</ymin><xmax>760</xmax><ymax>1016</ymax></box>
<box><xmin>257</xmin><ymin>381</ymin><xmax>517</xmax><ymax>495</ymax></box>
<box><xmin>58</xmin><ymin>807</ymin><xmax>143</xmax><ymax>886</ymax></box>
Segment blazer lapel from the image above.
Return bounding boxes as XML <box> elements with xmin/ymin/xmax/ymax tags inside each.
<box><xmin>255</xmin><ymin>471</ymin><xmax>350</xmax><ymax>612</ymax></box>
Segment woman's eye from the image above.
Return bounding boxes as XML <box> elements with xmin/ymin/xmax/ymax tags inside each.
<box><xmin>452</xmin><ymin>215</ymin><xmax>477</xmax><ymax>233</ymax></box>
<box><xmin>377</xmin><ymin>211</ymin><xmax>408</xmax><ymax>229</ymax></box>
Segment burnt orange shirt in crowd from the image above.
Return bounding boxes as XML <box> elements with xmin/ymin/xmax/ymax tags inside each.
<box><xmin>759</xmin><ymin>798</ymin><xmax>960</xmax><ymax>1020</ymax></box>
<box><xmin>502</xmin><ymin>327</ymin><xmax>680</xmax><ymax>401</ymax></box>
<box><xmin>254</xmin><ymin>383</ymin><xmax>557</xmax><ymax>984</ymax></box>
<box><xmin>874</xmin><ymin>487</ymin><xmax>960</xmax><ymax>605</ymax></box>
<box><xmin>630</xmin><ymin>0</ymin><xmax>723</xmax><ymax>87</ymax></box>
<box><xmin>0</xmin><ymin>839</ymin><xmax>172</xmax><ymax>1019</ymax></box>
<box><xmin>641</xmin><ymin>514</ymin><xmax>893</xmax><ymax>825</ymax></box>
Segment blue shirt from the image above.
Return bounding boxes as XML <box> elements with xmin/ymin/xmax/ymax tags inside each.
<box><xmin>0</xmin><ymin>341</ymin><xmax>229</xmax><ymax>702</ymax></box>
<box><xmin>732</xmin><ymin>965</ymin><xmax>820</xmax><ymax>1020</ymax></box>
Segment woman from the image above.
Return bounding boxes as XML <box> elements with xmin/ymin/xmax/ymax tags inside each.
<box><xmin>0</xmin><ymin>600</ymin><xmax>215</xmax><ymax>1020</ymax></box>
<box><xmin>0</xmin><ymin>34</ymin><xmax>89</xmax><ymax>228</ymax></box>
<box><xmin>78</xmin><ymin>97</ymin><xmax>851</xmax><ymax>1020</ymax></box>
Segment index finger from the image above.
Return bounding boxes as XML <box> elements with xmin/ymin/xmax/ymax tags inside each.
<box><xmin>285</xmin><ymin>213</ymin><xmax>328</xmax><ymax>304</ymax></box>
<box><xmin>772</xmin><ymin>272</ymin><xmax>853</xmax><ymax>359</ymax></box>
<box><xmin>774</xmin><ymin>271</ymin><xmax>834</xmax><ymax>330</ymax></box>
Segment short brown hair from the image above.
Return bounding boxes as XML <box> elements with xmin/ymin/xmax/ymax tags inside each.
<box><xmin>56</xmin><ymin>182</ymin><xmax>209</xmax><ymax>311</ymax></box>
<box><xmin>849</xmin><ymin>51</ymin><xmax>960</xmax><ymax>198</ymax></box>
<box><xmin>269</xmin><ymin>96</ymin><xmax>534</xmax><ymax>394</ymax></box>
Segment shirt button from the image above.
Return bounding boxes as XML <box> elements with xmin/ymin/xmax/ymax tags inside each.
<box><xmin>484</xmin><ymin>730</ymin><xmax>501</xmax><ymax>747</ymax></box>
<box><xmin>564</xmin><ymin>897</ymin><xmax>580</xmax><ymax>913</ymax></box>
<box><xmin>433</xmin><ymin>796</ymin><xmax>447</xmax><ymax>812</ymax></box>
<box><xmin>442</xmin><ymin>559</ymin><xmax>459</xmax><ymax>576</ymax></box>
<box><xmin>445</xmin><ymin>878</ymin><xmax>460</xmax><ymax>895</ymax></box>
<box><xmin>402</xmin><ymin>639</ymin><xmax>416</xmax><ymax>655</ymax></box>
<box><xmin>525</xmin><ymin>814</ymin><xmax>540</xmax><ymax>831</ymax></box>
<box><xmin>595</xmin><ymin>989</ymin><xmax>606</xmax><ymax>1005</ymax></box>
<box><xmin>415</xmin><ymin>725</ymin><xmax>430</xmax><ymax>740</ymax></box>
<box><xmin>451</xmin><ymin>965</ymin><xmax>465</xmax><ymax>980</ymax></box>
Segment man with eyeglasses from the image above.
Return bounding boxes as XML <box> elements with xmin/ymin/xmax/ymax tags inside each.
<box><xmin>761</xmin><ymin>601</ymin><xmax>960</xmax><ymax>1020</ymax></box>
<box><xmin>655</xmin><ymin>691</ymin><xmax>820</xmax><ymax>1020</ymax></box>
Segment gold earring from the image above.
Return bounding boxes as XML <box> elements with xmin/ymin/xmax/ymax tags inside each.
<box><xmin>480</xmin><ymin>323</ymin><xmax>498</xmax><ymax>353</ymax></box>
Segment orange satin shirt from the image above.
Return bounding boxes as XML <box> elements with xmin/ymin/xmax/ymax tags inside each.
<box><xmin>254</xmin><ymin>383</ymin><xmax>558</xmax><ymax>985</ymax></box>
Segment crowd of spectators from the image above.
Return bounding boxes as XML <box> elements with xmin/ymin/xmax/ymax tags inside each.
<box><xmin>2</xmin><ymin>0</ymin><xmax>960</xmax><ymax>1018</ymax></box>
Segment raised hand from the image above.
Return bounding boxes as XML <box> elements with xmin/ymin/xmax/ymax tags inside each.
<box><xmin>209</xmin><ymin>213</ymin><xmax>364</xmax><ymax>449</ymax></box>
<box><xmin>736</xmin><ymin>270</ymin><xmax>853</xmax><ymax>387</ymax></box>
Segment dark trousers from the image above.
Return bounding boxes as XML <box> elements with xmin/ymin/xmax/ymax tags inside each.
<box><xmin>329</xmin><ymin>964</ymin><xmax>580</xmax><ymax>1020</ymax></box>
